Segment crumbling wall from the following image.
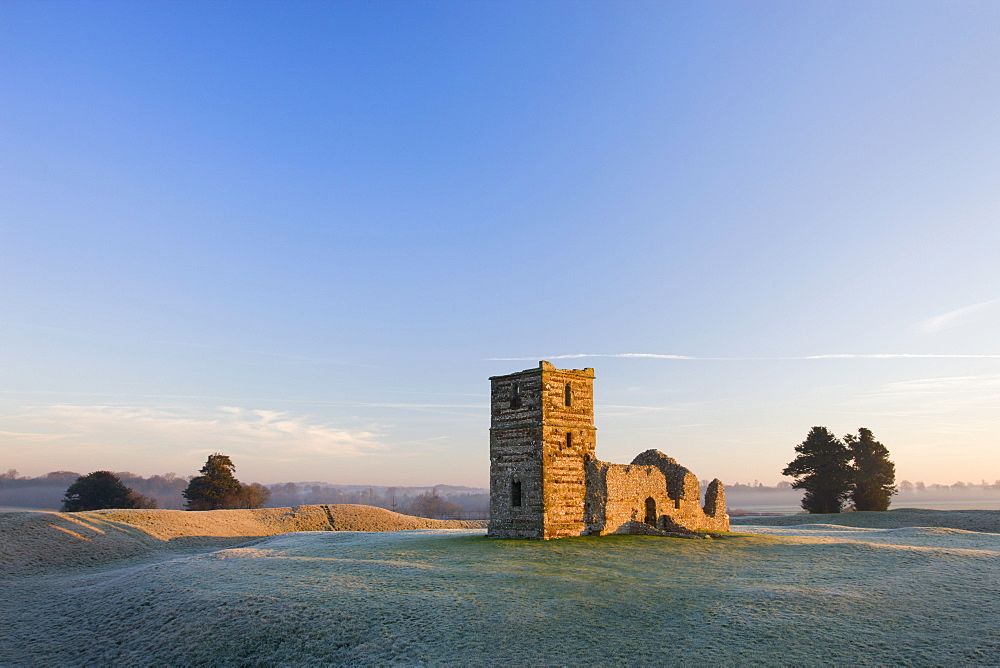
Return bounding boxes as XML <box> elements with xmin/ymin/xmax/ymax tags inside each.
<box><xmin>584</xmin><ymin>450</ymin><xmax>730</xmax><ymax>534</ymax></box>
<box><xmin>630</xmin><ymin>450</ymin><xmax>699</xmax><ymax>502</ymax></box>
<box><xmin>703</xmin><ymin>479</ymin><xmax>726</xmax><ymax>519</ymax></box>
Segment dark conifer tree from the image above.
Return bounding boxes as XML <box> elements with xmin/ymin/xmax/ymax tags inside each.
<box><xmin>182</xmin><ymin>454</ymin><xmax>244</xmax><ymax>510</ymax></box>
<box><xmin>845</xmin><ymin>427</ymin><xmax>896</xmax><ymax>511</ymax></box>
<box><xmin>782</xmin><ymin>426</ymin><xmax>853</xmax><ymax>513</ymax></box>
<box><xmin>62</xmin><ymin>471</ymin><xmax>157</xmax><ymax>511</ymax></box>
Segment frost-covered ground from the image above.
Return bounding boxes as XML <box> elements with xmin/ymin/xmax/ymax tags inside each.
<box><xmin>3</xmin><ymin>507</ymin><xmax>999</xmax><ymax>665</ymax></box>
<box><xmin>731</xmin><ymin>507</ymin><xmax>1000</xmax><ymax>532</ymax></box>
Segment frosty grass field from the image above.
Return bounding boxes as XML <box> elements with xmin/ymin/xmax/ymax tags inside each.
<box><xmin>2</xmin><ymin>506</ymin><xmax>998</xmax><ymax>665</ymax></box>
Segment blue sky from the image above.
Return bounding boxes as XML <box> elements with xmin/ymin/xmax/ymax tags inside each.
<box><xmin>2</xmin><ymin>1</ymin><xmax>998</xmax><ymax>487</ymax></box>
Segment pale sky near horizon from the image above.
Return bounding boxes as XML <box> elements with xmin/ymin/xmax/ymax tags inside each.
<box><xmin>2</xmin><ymin>1</ymin><xmax>999</xmax><ymax>488</ymax></box>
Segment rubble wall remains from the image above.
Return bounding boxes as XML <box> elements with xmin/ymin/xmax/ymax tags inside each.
<box><xmin>584</xmin><ymin>454</ymin><xmax>729</xmax><ymax>534</ymax></box>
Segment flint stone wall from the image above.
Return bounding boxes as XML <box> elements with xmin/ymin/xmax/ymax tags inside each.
<box><xmin>585</xmin><ymin>451</ymin><xmax>729</xmax><ymax>535</ymax></box>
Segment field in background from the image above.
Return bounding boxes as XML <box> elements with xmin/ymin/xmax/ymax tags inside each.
<box><xmin>727</xmin><ymin>488</ymin><xmax>1000</xmax><ymax>515</ymax></box>
<box><xmin>729</xmin><ymin>498</ymin><xmax>1000</xmax><ymax>515</ymax></box>
<box><xmin>2</xmin><ymin>507</ymin><xmax>999</xmax><ymax>664</ymax></box>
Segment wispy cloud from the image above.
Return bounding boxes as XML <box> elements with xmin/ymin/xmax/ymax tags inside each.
<box><xmin>3</xmin><ymin>405</ymin><xmax>385</xmax><ymax>459</ymax></box>
<box><xmin>0</xmin><ymin>430</ymin><xmax>72</xmax><ymax>441</ymax></box>
<box><xmin>867</xmin><ymin>374</ymin><xmax>1000</xmax><ymax>397</ymax></box>
<box><xmin>916</xmin><ymin>299</ymin><xmax>1000</xmax><ymax>334</ymax></box>
<box><xmin>847</xmin><ymin>374</ymin><xmax>1000</xmax><ymax>423</ymax></box>
<box><xmin>489</xmin><ymin>353</ymin><xmax>696</xmax><ymax>361</ymax></box>
<box><xmin>488</xmin><ymin>353</ymin><xmax>1000</xmax><ymax>361</ymax></box>
<box><xmin>799</xmin><ymin>353</ymin><xmax>1000</xmax><ymax>359</ymax></box>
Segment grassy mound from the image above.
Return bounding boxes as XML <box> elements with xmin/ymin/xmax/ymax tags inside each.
<box><xmin>0</xmin><ymin>505</ymin><xmax>485</xmax><ymax>576</ymax></box>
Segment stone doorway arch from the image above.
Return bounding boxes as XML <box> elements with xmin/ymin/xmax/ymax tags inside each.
<box><xmin>644</xmin><ymin>497</ymin><xmax>657</xmax><ymax>526</ymax></box>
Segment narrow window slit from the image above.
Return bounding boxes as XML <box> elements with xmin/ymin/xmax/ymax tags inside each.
<box><xmin>510</xmin><ymin>382</ymin><xmax>521</xmax><ymax>409</ymax></box>
<box><xmin>511</xmin><ymin>480</ymin><xmax>522</xmax><ymax>507</ymax></box>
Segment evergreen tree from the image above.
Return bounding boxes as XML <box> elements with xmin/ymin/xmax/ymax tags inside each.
<box><xmin>62</xmin><ymin>471</ymin><xmax>157</xmax><ymax>511</ymax></box>
<box><xmin>845</xmin><ymin>427</ymin><xmax>896</xmax><ymax>511</ymax></box>
<box><xmin>782</xmin><ymin>426</ymin><xmax>853</xmax><ymax>513</ymax></box>
<box><xmin>182</xmin><ymin>454</ymin><xmax>243</xmax><ymax>510</ymax></box>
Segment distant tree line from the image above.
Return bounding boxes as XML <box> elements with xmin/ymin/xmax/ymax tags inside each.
<box><xmin>0</xmin><ymin>463</ymin><xmax>488</xmax><ymax>519</ymax></box>
<box><xmin>703</xmin><ymin>480</ymin><xmax>795</xmax><ymax>492</ymax></box>
<box><xmin>896</xmin><ymin>479</ymin><xmax>1000</xmax><ymax>494</ymax></box>
<box><xmin>0</xmin><ymin>469</ymin><xmax>189</xmax><ymax>510</ymax></box>
<box><xmin>265</xmin><ymin>482</ymin><xmax>488</xmax><ymax>519</ymax></box>
<box><xmin>7</xmin><ymin>459</ymin><xmax>996</xmax><ymax>517</ymax></box>
<box><xmin>783</xmin><ymin>427</ymin><xmax>897</xmax><ymax>513</ymax></box>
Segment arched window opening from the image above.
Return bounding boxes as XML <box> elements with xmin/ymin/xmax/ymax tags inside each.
<box><xmin>510</xmin><ymin>382</ymin><xmax>521</xmax><ymax>409</ymax></box>
<box><xmin>565</xmin><ymin>432</ymin><xmax>573</xmax><ymax>450</ymax></box>
<box><xmin>511</xmin><ymin>480</ymin><xmax>522</xmax><ymax>507</ymax></box>
<box><xmin>564</xmin><ymin>383</ymin><xmax>573</xmax><ymax>407</ymax></box>
<box><xmin>644</xmin><ymin>497</ymin><xmax>657</xmax><ymax>526</ymax></box>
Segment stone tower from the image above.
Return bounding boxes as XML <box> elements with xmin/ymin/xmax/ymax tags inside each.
<box><xmin>487</xmin><ymin>361</ymin><xmax>596</xmax><ymax>539</ymax></box>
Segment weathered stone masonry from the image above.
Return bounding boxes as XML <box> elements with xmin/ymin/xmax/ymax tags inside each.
<box><xmin>488</xmin><ymin>361</ymin><xmax>729</xmax><ymax>539</ymax></box>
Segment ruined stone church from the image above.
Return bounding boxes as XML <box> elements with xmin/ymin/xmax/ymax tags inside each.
<box><xmin>488</xmin><ymin>361</ymin><xmax>729</xmax><ymax>539</ymax></box>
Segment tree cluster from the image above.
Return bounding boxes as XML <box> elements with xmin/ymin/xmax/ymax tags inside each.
<box><xmin>783</xmin><ymin>427</ymin><xmax>896</xmax><ymax>513</ymax></box>
<box><xmin>61</xmin><ymin>471</ymin><xmax>157</xmax><ymax>511</ymax></box>
<box><xmin>181</xmin><ymin>454</ymin><xmax>271</xmax><ymax>510</ymax></box>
